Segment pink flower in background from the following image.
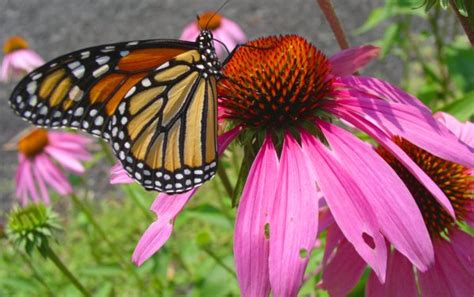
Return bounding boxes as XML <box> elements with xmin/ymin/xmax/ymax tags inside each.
<box><xmin>15</xmin><ymin>129</ymin><xmax>92</xmax><ymax>205</ymax></box>
<box><xmin>320</xmin><ymin>113</ymin><xmax>474</xmax><ymax>297</ymax></box>
<box><xmin>180</xmin><ymin>11</ymin><xmax>246</xmax><ymax>56</ymax></box>
<box><xmin>1</xmin><ymin>36</ymin><xmax>44</xmax><ymax>82</ymax></box>
<box><xmin>110</xmin><ymin>127</ymin><xmax>241</xmax><ymax>265</ymax></box>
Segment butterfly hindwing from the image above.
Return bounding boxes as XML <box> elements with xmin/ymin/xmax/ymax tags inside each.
<box><xmin>110</xmin><ymin>50</ymin><xmax>218</xmax><ymax>192</ymax></box>
<box><xmin>9</xmin><ymin>31</ymin><xmax>220</xmax><ymax>193</ymax></box>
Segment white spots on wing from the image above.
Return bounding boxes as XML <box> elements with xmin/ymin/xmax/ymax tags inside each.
<box><xmin>113</xmin><ymin>143</ymin><xmax>120</xmax><ymax>151</ymax></box>
<box><xmin>156</xmin><ymin>62</ymin><xmax>169</xmax><ymax>71</ymax></box>
<box><xmin>111</xmin><ymin>127</ymin><xmax>118</xmax><ymax>137</ymax></box>
<box><xmin>31</xmin><ymin>73</ymin><xmax>42</xmax><ymax>80</ymax></box>
<box><xmin>69</xmin><ymin>86</ymin><xmax>84</xmax><ymax>101</ymax></box>
<box><xmin>121</xmin><ymin>117</ymin><xmax>128</xmax><ymax>125</ymax></box>
<box><xmin>118</xmin><ymin>131</ymin><xmax>124</xmax><ymax>139</ymax></box>
<box><xmin>28</xmin><ymin>96</ymin><xmax>38</xmax><ymax>106</ymax></box>
<box><xmin>118</xmin><ymin>102</ymin><xmax>126</xmax><ymax>115</ymax></box>
<box><xmin>27</xmin><ymin>81</ymin><xmax>37</xmax><ymax>94</ymax></box>
<box><xmin>164</xmin><ymin>174</ymin><xmax>171</xmax><ymax>181</ymax></box>
<box><xmin>156</xmin><ymin>172</ymin><xmax>163</xmax><ymax>178</ymax></box>
<box><xmin>125</xmin><ymin>86</ymin><xmax>136</xmax><ymax>98</ymax></box>
<box><xmin>126</xmin><ymin>41</ymin><xmax>139</xmax><ymax>46</ymax></box>
<box><xmin>24</xmin><ymin>111</ymin><xmax>32</xmax><ymax>118</ymax></box>
<box><xmin>80</xmin><ymin>51</ymin><xmax>90</xmax><ymax>59</ymax></box>
<box><xmin>175</xmin><ymin>183</ymin><xmax>183</xmax><ymax>189</ymax></box>
<box><xmin>72</xmin><ymin>65</ymin><xmax>85</xmax><ymax>78</ymax></box>
<box><xmin>16</xmin><ymin>96</ymin><xmax>22</xmax><ymax>103</ymax></box>
<box><xmin>194</xmin><ymin>178</ymin><xmax>202</xmax><ymax>183</ymax></box>
<box><xmin>194</xmin><ymin>169</ymin><xmax>203</xmax><ymax>175</ymax></box>
<box><xmin>92</xmin><ymin>64</ymin><xmax>109</xmax><ymax>77</ymax></box>
<box><xmin>53</xmin><ymin>111</ymin><xmax>62</xmax><ymax>118</ymax></box>
<box><xmin>89</xmin><ymin>109</ymin><xmax>98</xmax><ymax>117</ymax></box>
<box><xmin>119</xmin><ymin>151</ymin><xmax>125</xmax><ymax>160</ymax></box>
<box><xmin>196</xmin><ymin>64</ymin><xmax>205</xmax><ymax>70</ymax></box>
<box><xmin>101</xmin><ymin>46</ymin><xmax>115</xmax><ymax>53</ymax></box>
<box><xmin>96</xmin><ymin>56</ymin><xmax>110</xmax><ymax>65</ymax></box>
<box><xmin>124</xmin><ymin>142</ymin><xmax>130</xmax><ymax>149</ymax></box>
<box><xmin>120</xmin><ymin>50</ymin><xmax>129</xmax><ymax>57</ymax></box>
<box><xmin>141</xmin><ymin>78</ymin><xmax>152</xmax><ymax>87</ymax></box>
<box><xmin>50</xmin><ymin>63</ymin><xmax>58</xmax><ymax>68</ymax></box>
<box><xmin>74</xmin><ymin>107</ymin><xmax>84</xmax><ymax>117</ymax></box>
<box><xmin>39</xmin><ymin>105</ymin><xmax>48</xmax><ymax>115</ymax></box>
<box><xmin>94</xmin><ymin>116</ymin><xmax>104</xmax><ymax>126</ymax></box>
<box><xmin>175</xmin><ymin>173</ymin><xmax>184</xmax><ymax>180</ymax></box>
<box><xmin>67</xmin><ymin>61</ymin><xmax>81</xmax><ymax>69</ymax></box>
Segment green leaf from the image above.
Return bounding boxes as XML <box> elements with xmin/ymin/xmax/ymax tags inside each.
<box><xmin>446</xmin><ymin>46</ymin><xmax>474</xmax><ymax>92</ymax></box>
<box><xmin>454</xmin><ymin>0</ymin><xmax>468</xmax><ymax>16</ymax></box>
<box><xmin>378</xmin><ymin>23</ymin><xmax>402</xmax><ymax>58</ymax></box>
<box><xmin>439</xmin><ymin>92</ymin><xmax>474</xmax><ymax>121</ymax></box>
<box><xmin>356</xmin><ymin>8</ymin><xmax>388</xmax><ymax>33</ymax></box>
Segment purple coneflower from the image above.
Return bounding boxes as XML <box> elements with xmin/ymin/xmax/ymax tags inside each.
<box><xmin>180</xmin><ymin>11</ymin><xmax>246</xmax><ymax>56</ymax></box>
<box><xmin>320</xmin><ymin>112</ymin><xmax>474</xmax><ymax>296</ymax></box>
<box><xmin>1</xmin><ymin>36</ymin><xmax>44</xmax><ymax>82</ymax></box>
<box><xmin>15</xmin><ymin>128</ymin><xmax>91</xmax><ymax>205</ymax></box>
<box><xmin>113</xmin><ymin>35</ymin><xmax>474</xmax><ymax>296</ymax></box>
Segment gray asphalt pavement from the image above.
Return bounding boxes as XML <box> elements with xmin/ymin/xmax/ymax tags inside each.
<box><xmin>0</xmin><ymin>0</ymin><xmax>399</xmax><ymax>212</ymax></box>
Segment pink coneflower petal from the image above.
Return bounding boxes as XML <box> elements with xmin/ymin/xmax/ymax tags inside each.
<box><xmin>330</xmin><ymin>97</ymin><xmax>474</xmax><ymax>168</ymax></box>
<box><xmin>0</xmin><ymin>55</ymin><xmax>12</xmax><ymax>81</ymax></box>
<box><xmin>434</xmin><ymin>112</ymin><xmax>474</xmax><ymax>148</ymax></box>
<box><xmin>22</xmin><ymin>159</ymin><xmax>40</xmax><ymax>203</ymax></box>
<box><xmin>179</xmin><ymin>23</ymin><xmax>200</xmax><ymax>41</ymax></box>
<box><xmin>10</xmin><ymin>49</ymin><xmax>44</xmax><ymax>71</ymax></box>
<box><xmin>35</xmin><ymin>154</ymin><xmax>72</xmax><ymax>195</ymax></box>
<box><xmin>213</xmin><ymin>28</ymin><xmax>236</xmax><ymax>55</ymax></box>
<box><xmin>449</xmin><ymin>228</ymin><xmax>474</xmax><ymax>276</ymax></box>
<box><xmin>220</xmin><ymin>18</ymin><xmax>246</xmax><ymax>43</ymax></box>
<box><xmin>329</xmin><ymin>45</ymin><xmax>380</xmax><ymax>76</ymax></box>
<box><xmin>110</xmin><ymin>163</ymin><xmax>134</xmax><ymax>184</ymax></box>
<box><xmin>32</xmin><ymin>163</ymin><xmax>50</xmax><ymax>204</ymax></box>
<box><xmin>334</xmin><ymin>76</ymin><xmax>430</xmax><ymax>112</ymax></box>
<box><xmin>48</xmin><ymin>132</ymin><xmax>92</xmax><ymax>146</ymax></box>
<box><xmin>333</xmin><ymin>107</ymin><xmax>456</xmax><ymax>217</ymax></box>
<box><xmin>132</xmin><ymin>189</ymin><xmax>196</xmax><ymax>266</ymax></box>
<box><xmin>234</xmin><ymin>136</ymin><xmax>277</xmax><ymax>297</ymax></box>
<box><xmin>268</xmin><ymin>134</ymin><xmax>320</xmax><ymax>296</ymax></box>
<box><xmin>45</xmin><ymin>146</ymin><xmax>86</xmax><ymax>174</ymax></box>
<box><xmin>320</xmin><ymin>225</ymin><xmax>366</xmax><ymax>297</ymax></box>
<box><xmin>418</xmin><ymin>237</ymin><xmax>474</xmax><ymax>296</ymax></box>
<box><xmin>301</xmin><ymin>131</ymin><xmax>387</xmax><ymax>281</ymax></box>
<box><xmin>318</xmin><ymin>121</ymin><xmax>433</xmax><ymax>270</ymax></box>
<box><xmin>366</xmin><ymin>250</ymin><xmax>418</xmax><ymax>297</ymax></box>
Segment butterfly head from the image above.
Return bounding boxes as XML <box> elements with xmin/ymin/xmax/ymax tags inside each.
<box><xmin>196</xmin><ymin>30</ymin><xmax>221</xmax><ymax>78</ymax></box>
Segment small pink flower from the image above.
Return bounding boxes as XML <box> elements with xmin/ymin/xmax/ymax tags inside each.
<box><xmin>15</xmin><ymin>129</ymin><xmax>92</xmax><ymax>205</ymax></box>
<box><xmin>180</xmin><ymin>11</ymin><xmax>246</xmax><ymax>56</ymax></box>
<box><xmin>1</xmin><ymin>36</ymin><xmax>44</xmax><ymax>82</ymax></box>
<box><xmin>320</xmin><ymin>113</ymin><xmax>474</xmax><ymax>297</ymax></box>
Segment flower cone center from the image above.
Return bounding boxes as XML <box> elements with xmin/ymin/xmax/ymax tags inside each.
<box><xmin>218</xmin><ymin>35</ymin><xmax>333</xmax><ymax>129</ymax></box>
<box><xmin>377</xmin><ymin>137</ymin><xmax>473</xmax><ymax>238</ymax></box>
<box><xmin>197</xmin><ymin>12</ymin><xmax>222</xmax><ymax>30</ymax></box>
<box><xmin>18</xmin><ymin>129</ymin><xmax>49</xmax><ymax>158</ymax></box>
<box><xmin>3</xmin><ymin>36</ymin><xmax>29</xmax><ymax>54</ymax></box>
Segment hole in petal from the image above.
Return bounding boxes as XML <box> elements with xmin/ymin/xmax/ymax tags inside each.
<box><xmin>362</xmin><ymin>232</ymin><xmax>376</xmax><ymax>249</ymax></box>
<box><xmin>299</xmin><ymin>248</ymin><xmax>308</xmax><ymax>259</ymax></box>
<box><xmin>264</xmin><ymin>223</ymin><xmax>270</xmax><ymax>240</ymax></box>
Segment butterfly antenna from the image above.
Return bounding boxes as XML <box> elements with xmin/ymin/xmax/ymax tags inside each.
<box><xmin>205</xmin><ymin>0</ymin><xmax>232</xmax><ymax>30</ymax></box>
<box><xmin>213</xmin><ymin>38</ymin><xmax>231</xmax><ymax>55</ymax></box>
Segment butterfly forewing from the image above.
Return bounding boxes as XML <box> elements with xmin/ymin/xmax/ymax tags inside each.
<box><xmin>9</xmin><ymin>32</ymin><xmax>220</xmax><ymax>193</ymax></box>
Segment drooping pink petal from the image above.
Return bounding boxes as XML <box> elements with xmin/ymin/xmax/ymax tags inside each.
<box><xmin>179</xmin><ymin>22</ymin><xmax>200</xmax><ymax>41</ymax></box>
<box><xmin>434</xmin><ymin>112</ymin><xmax>474</xmax><ymax>148</ymax></box>
<box><xmin>213</xmin><ymin>28</ymin><xmax>236</xmax><ymax>55</ymax></box>
<box><xmin>132</xmin><ymin>127</ymin><xmax>241</xmax><ymax>265</ymax></box>
<box><xmin>329</xmin><ymin>96</ymin><xmax>474</xmax><ymax>168</ymax></box>
<box><xmin>333</xmin><ymin>76</ymin><xmax>430</xmax><ymax>111</ymax></box>
<box><xmin>220</xmin><ymin>18</ymin><xmax>246</xmax><ymax>43</ymax></box>
<box><xmin>234</xmin><ymin>136</ymin><xmax>278</xmax><ymax>297</ymax></box>
<box><xmin>320</xmin><ymin>225</ymin><xmax>366</xmax><ymax>297</ymax></box>
<box><xmin>329</xmin><ymin>45</ymin><xmax>380</xmax><ymax>76</ymax></box>
<box><xmin>0</xmin><ymin>55</ymin><xmax>12</xmax><ymax>81</ymax></box>
<box><xmin>366</xmin><ymin>250</ymin><xmax>418</xmax><ymax>297</ymax></box>
<box><xmin>45</xmin><ymin>146</ymin><xmax>86</xmax><ymax>174</ymax></box>
<box><xmin>48</xmin><ymin>132</ymin><xmax>92</xmax><ymax>146</ymax></box>
<box><xmin>318</xmin><ymin>121</ymin><xmax>433</xmax><ymax>271</ymax></box>
<box><xmin>132</xmin><ymin>189</ymin><xmax>196</xmax><ymax>266</ymax></box>
<box><xmin>331</xmin><ymin>107</ymin><xmax>455</xmax><ymax>217</ymax></box>
<box><xmin>449</xmin><ymin>228</ymin><xmax>474</xmax><ymax>276</ymax></box>
<box><xmin>22</xmin><ymin>158</ymin><xmax>40</xmax><ymax>204</ymax></box>
<box><xmin>268</xmin><ymin>134</ymin><xmax>320</xmax><ymax>296</ymax></box>
<box><xmin>301</xmin><ymin>131</ymin><xmax>387</xmax><ymax>282</ymax></box>
<box><xmin>10</xmin><ymin>49</ymin><xmax>44</xmax><ymax>72</ymax></box>
<box><xmin>418</xmin><ymin>237</ymin><xmax>474</xmax><ymax>296</ymax></box>
<box><xmin>35</xmin><ymin>154</ymin><xmax>72</xmax><ymax>195</ymax></box>
<box><xmin>110</xmin><ymin>163</ymin><xmax>134</xmax><ymax>184</ymax></box>
<box><xmin>32</xmin><ymin>163</ymin><xmax>50</xmax><ymax>204</ymax></box>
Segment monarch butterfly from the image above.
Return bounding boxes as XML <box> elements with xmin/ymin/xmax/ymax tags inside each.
<box><xmin>9</xmin><ymin>30</ymin><xmax>222</xmax><ymax>194</ymax></box>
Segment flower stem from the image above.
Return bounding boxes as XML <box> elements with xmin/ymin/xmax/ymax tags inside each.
<box><xmin>202</xmin><ymin>247</ymin><xmax>237</xmax><ymax>278</ymax></box>
<box><xmin>43</xmin><ymin>245</ymin><xmax>91</xmax><ymax>297</ymax></box>
<box><xmin>217</xmin><ymin>164</ymin><xmax>234</xmax><ymax>198</ymax></box>
<box><xmin>69</xmin><ymin>194</ymin><xmax>145</xmax><ymax>287</ymax></box>
<box><xmin>17</xmin><ymin>248</ymin><xmax>55</xmax><ymax>296</ymax></box>
<box><xmin>449</xmin><ymin>0</ymin><xmax>474</xmax><ymax>46</ymax></box>
<box><xmin>316</xmin><ymin>0</ymin><xmax>350</xmax><ymax>49</ymax></box>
